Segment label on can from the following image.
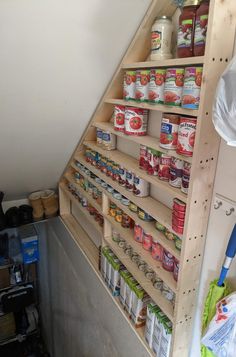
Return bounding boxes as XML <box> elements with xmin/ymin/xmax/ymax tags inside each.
<box><xmin>146</xmin><ymin>148</ymin><xmax>159</xmax><ymax>176</ymax></box>
<box><xmin>169</xmin><ymin>157</ymin><xmax>183</xmax><ymax>188</ymax></box>
<box><xmin>162</xmin><ymin>249</ymin><xmax>174</xmax><ymax>272</ymax></box>
<box><xmin>159</xmin><ymin>115</ymin><xmax>180</xmax><ymax>150</ymax></box>
<box><xmin>135</xmin><ymin>70</ymin><xmax>150</xmax><ymax>102</ymax></box>
<box><xmin>173</xmin><ymin>258</ymin><xmax>179</xmax><ymax>281</ymax></box>
<box><xmin>96</xmin><ymin>128</ymin><xmax>103</xmax><ymax>145</ymax></box>
<box><xmin>102</xmin><ymin>131</ymin><xmax>116</xmax><ymax>150</ymax></box>
<box><xmin>123</xmin><ymin>71</ymin><xmax>136</xmax><ymax>101</ymax></box>
<box><xmin>125</xmin><ymin>170</ymin><xmax>134</xmax><ymax>191</ymax></box>
<box><xmin>148</xmin><ymin>69</ymin><xmax>166</xmax><ymax>104</ymax></box>
<box><xmin>125</xmin><ymin>107</ymin><xmax>148</xmax><ymax>136</ymax></box>
<box><xmin>142</xmin><ymin>233</ymin><xmax>153</xmax><ymax>251</ymax></box>
<box><xmin>113</xmin><ymin>105</ymin><xmax>125</xmax><ymax>132</ymax></box>
<box><xmin>151</xmin><ymin>241</ymin><xmax>163</xmax><ymax>261</ymax></box>
<box><xmin>134</xmin><ymin>224</ymin><xmax>143</xmax><ymax>243</ymax></box>
<box><xmin>177</xmin><ymin>117</ymin><xmax>197</xmax><ymax>157</ymax></box>
<box><xmin>164</xmin><ymin>68</ymin><xmax>184</xmax><ymax>106</ymax></box>
<box><xmin>119</xmin><ymin>167</ymin><xmax>126</xmax><ymax>186</ymax></box>
<box><xmin>151</xmin><ymin>31</ymin><xmax>161</xmax><ymax>51</ymax></box>
<box><xmin>139</xmin><ymin>145</ymin><xmax>148</xmax><ymax>170</ymax></box>
<box><xmin>182</xmin><ymin>67</ymin><xmax>203</xmax><ymax>109</ymax></box>
<box><xmin>181</xmin><ymin>162</ymin><xmax>191</xmax><ymax>194</ymax></box>
<box><xmin>158</xmin><ymin>154</ymin><xmax>171</xmax><ymax>181</ymax></box>
<box><xmin>133</xmin><ymin>175</ymin><xmax>149</xmax><ymax>197</ymax></box>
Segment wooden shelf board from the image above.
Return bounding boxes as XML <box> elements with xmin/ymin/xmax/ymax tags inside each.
<box><xmin>122</xmin><ymin>56</ymin><xmax>205</xmax><ymax>69</ymax></box>
<box><xmin>65</xmin><ymin>172</ymin><xmax>102</xmax><ymax>213</ymax></box>
<box><xmin>104</xmin><ymin>98</ymin><xmax>198</xmax><ymax>117</ymax></box>
<box><xmin>93</xmin><ymin>121</ymin><xmax>192</xmax><ymax>164</ymax></box>
<box><xmin>70</xmin><ymin>160</ymin><xmax>180</xmax><ymax>258</ymax></box>
<box><xmin>60</xmin><ymin>183</ymin><xmax>104</xmax><ymax>237</ymax></box>
<box><xmin>74</xmin><ymin>152</ymin><xmax>182</xmax><ymax>239</ymax></box>
<box><xmin>61</xmin><ymin>212</ymin><xmax>99</xmax><ymax>271</ymax></box>
<box><xmin>83</xmin><ymin>140</ymin><xmax>187</xmax><ymax>203</ymax></box>
<box><xmin>103</xmin><ymin>236</ymin><xmax>174</xmax><ymax>322</ymax></box>
<box><xmin>105</xmin><ymin>214</ymin><xmax>177</xmax><ymax>294</ymax></box>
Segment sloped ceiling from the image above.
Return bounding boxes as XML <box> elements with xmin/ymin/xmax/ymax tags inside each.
<box><xmin>0</xmin><ymin>0</ymin><xmax>151</xmax><ymax>200</ymax></box>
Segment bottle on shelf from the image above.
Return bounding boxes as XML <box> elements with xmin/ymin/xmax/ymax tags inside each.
<box><xmin>194</xmin><ymin>0</ymin><xmax>210</xmax><ymax>56</ymax></box>
<box><xmin>177</xmin><ymin>0</ymin><xmax>200</xmax><ymax>58</ymax></box>
<box><xmin>150</xmin><ymin>16</ymin><xmax>174</xmax><ymax>60</ymax></box>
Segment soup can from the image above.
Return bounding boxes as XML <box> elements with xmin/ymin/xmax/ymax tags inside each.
<box><xmin>162</xmin><ymin>249</ymin><xmax>174</xmax><ymax>272</ymax></box>
<box><xmin>133</xmin><ymin>175</ymin><xmax>150</xmax><ymax>197</ymax></box>
<box><xmin>158</xmin><ymin>154</ymin><xmax>171</xmax><ymax>181</ymax></box>
<box><xmin>159</xmin><ymin>114</ymin><xmax>180</xmax><ymax>150</ymax></box>
<box><xmin>173</xmin><ymin>198</ymin><xmax>186</xmax><ymax>212</ymax></box>
<box><xmin>181</xmin><ymin>162</ymin><xmax>191</xmax><ymax>194</ymax></box>
<box><xmin>125</xmin><ymin>170</ymin><xmax>134</xmax><ymax>191</ymax></box>
<box><xmin>96</xmin><ymin>128</ymin><xmax>103</xmax><ymax>145</ymax></box>
<box><xmin>148</xmin><ymin>68</ymin><xmax>166</xmax><ymax>104</ymax></box>
<box><xmin>173</xmin><ymin>258</ymin><xmax>179</xmax><ymax>281</ymax></box>
<box><xmin>113</xmin><ymin>105</ymin><xmax>125</xmax><ymax>132</ymax></box>
<box><xmin>176</xmin><ymin>117</ymin><xmax>197</xmax><ymax>157</ymax></box>
<box><xmin>146</xmin><ymin>148</ymin><xmax>159</xmax><ymax>176</ymax></box>
<box><xmin>169</xmin><ymin>157</ymin><xmax>183</xmax><ymax>188</ymax></box>
<box><xmin>151</xmin><ymin>239</ymin><xmax>163</xmax><ymax>261</ymax></box>
<box><xmin>123</xmin><ymin>71</ymin><xmax>136</xmax><ymax>101</ymax></box>
<box><xmin>134</xmin><ymin>224</ymin><xmax>143</xmax><ymax>243</ymax></box>
<box><xmin>124</xmin><ymin>107</ymin><xmax>148</xmax><ymax>136</ymax></box>
<box><xmin>182</xmin><ymin>67</ymin><xmax>203</xmax><ymax>109</ymax></box>
<box><xmin>102</xmin><ymin>131</ymin><xmax>116</xmax><ymax>151</ymax></box>
<box><xmin>118</xmin><ymin>166</ymin><xmax>126</xmax><ymax>186</ymax></box>
<box><xmin>164</xmin><ymin>68</ymin><xmax>184</xmax><ymax>106</ymax></box>
<box><xmin>135</xmin><ymin>70</ymin><xmax>150</xmax><ymax>102</ymax></box>
<box><xmin>142</xmin><ymin>233</ymin><xmax>153</xmax><ymax>251</ymax></box>
<box><xmin>139</xmin><ymin>145</ymin><xmax>148</xmax><ymax>170</ymax></box>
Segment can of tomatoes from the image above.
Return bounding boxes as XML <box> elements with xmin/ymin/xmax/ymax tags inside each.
<box><xmin>113</xmin><ymin>105</ymin><xmax>125</xmax><ymax>132</ymax></box>
<box><xmin>142</xmin><ymin>233</ymin><xmax>153</xmax><ymax>251</ymax></box>
<box><xmin>182</xmin><ymin>67</ymin><xmax>203</xmax><ymax>109</ymax></box>
<box><xmin>164</xmin><ymin>68</ymin><xmax>184</xmax><ymax>106</ymax></box>
<box><xmin>169</xmin><ymin>157</ymin><xmax>183</xmax><ymax>188</ymax></box>
<box><xmin>176</xmin><ymin>117</ymin><xmax>197</xmax><ymax>157</ymax></box>
<box><xmin>139</xmin><ymin>145</ymin><xmax>148</xmax><ymax>170</ymax></box>
<box><xmin>125</xmin><ymin>170</ymin><xmax>134</xmax><ymax>191</ymax></box>
<box><xmin>173</xmin><ymin>198</ymin><xmax>186</xmax><ymax>212</ymax></box>
<box><xmin>181</xmin><ymin>162</ymin><xmax>191</xmax><ymax>194</ymax></box>
<box><xmin>123</xmin><ymin>71</ymin><xmax>136</xmax><ymax>101</ymax></box>
<box><xmin>159</xmin><ymin>114</ymin><xmax>180</xmax><ymax>150</ymax></box>
<box><xmin>146</xmin><ymin>148</ymin><xmax>159</xmax><ymax>176</ymax></box>
<box><xmin>133</xmin><ymin>175</ymin><xmax>150</xmax><ymax>197</ymax></box>
<box><xmin>148</xmin><ymin>69</ymin><xmax>166</xmax><ymax>104</ymax></box>
<box><xmin>135</xmin><ymin>70</ymin><xmax>150</xmax><ymax>102</ymax></box>
<box><xmin>134</xmin><ymin>224</ymin><xmax>143</xmax><ymax>243</ymax></box>
<box><xmin>151</xmin><ymin>238</ymin><xmax>163</xmax><ymax>261</ymax></box>
<box><xmin>124</xmin><ymin>107</ymin><xmax>148</xmax><ymax>136</ymax></box>
<box><xmin>158</xmin><ymin>154</ymin><xmax>171</xmax><ymax>181</ymax></box>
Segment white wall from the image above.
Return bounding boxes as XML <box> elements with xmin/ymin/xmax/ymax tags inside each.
<box><xmin>0</xmin><ymin>0</ymin><xmax>151</xmax><ymax>200</ymax></box>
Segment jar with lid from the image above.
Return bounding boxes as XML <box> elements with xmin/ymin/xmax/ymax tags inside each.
<box><xmin>177</xmin><ymin>0</ymin><xmax>200</xmax><ymax>58</ymax></box>
<box><xmin>194</xmin><ymin>0</ymin><xmax>210</xmax><ymax>56</ymax></box>
<box><xmin>151</xmin><ymin>16</ymin><xmax>174</xmax><ymax>60</ymax></box>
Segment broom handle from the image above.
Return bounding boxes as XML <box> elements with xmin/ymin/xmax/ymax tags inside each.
<box><xmin>218</xmin><ymin>224</ymin><xmax>236</xmax><ymax>286</ymax></box>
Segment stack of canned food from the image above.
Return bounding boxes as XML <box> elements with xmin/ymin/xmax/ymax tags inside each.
<box><xmin>123</xmin><ymin>66</ymin><xmax>202</xmax><ymax>109</ymax></box>
<box><xmin>172</xmin><ymin>198</ymin><xmax>186</xmax><ymax>235</ymax></box>
<box><xmin>111</xmin><ymin>228</ymin><xmax>176</xmax><ymax>304</ymax></box>
<box><xmin>74</xmin><ymin>171</ymin><xmax>102</xmax><ymax>206</ymax></box>
<box><xmin>67</xmin><ymin>182</ymin><xmax>104</xmax><ymax>227</ymax></box>
<box><xmin>139</xmin><ymin>144</ymin><xmax>191</xmax><ymax>194</ymax></box>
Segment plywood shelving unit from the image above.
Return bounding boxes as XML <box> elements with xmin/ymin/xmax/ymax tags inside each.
<box><xmin>59</xmin><ymin>0</ymin><xmax>236</xmax><ymax>356</ymax></box>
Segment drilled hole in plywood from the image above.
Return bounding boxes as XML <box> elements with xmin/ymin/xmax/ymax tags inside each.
<box><xmin>189</xmin><ymin>237</ymin><xmax>192</xmax><ymax>241</ymax></box>
<box><xmin>199</xmin><ymin>254</ymin><xmax>201</xmax><ymax>257</ymax></box>
<box><xmin>206</xmin><ymin>159</ymin><xmax>209</xmax><ymax>163</ymax></box>
<box><xmin>220</xmin><ymin>58</ymin><xmax>223</xmax><ymax>62</ymax></box>
<box><xmin>186</xmin><ymin>259</ymin><xmax>189</xmax><ymax>263</ymax></box>
<box><xmin>200</xmin><ymin>160</ymin><xmax>203</xmax><ymax>164</ymax></box>
<box><xmin>226</xmin><ymin>58</ymin><xmax>228</xmax><ymax>62</ymax></box>
<box><xmin>212</xmin><ymin>57</ymin><xmax>215</xmax><ymax>61</ymax></box>
<box><xmin>194</xmin><ymin>236</ymin><xmax>197</xmax><ymax>239</ymax></box>
<box><xmin>206</xmin><ymin>112</ymin><xmax>209</xmax><ymax>115</ymax></box>
<box><xmin>194</xmin><ymin>200</ymin><xmax>197</xmax><ymax>204</ymax></box>
<box><xmin>201</xmin><ymin>235</ymin><xmax>203</xmax><ymax>238</ymax></box>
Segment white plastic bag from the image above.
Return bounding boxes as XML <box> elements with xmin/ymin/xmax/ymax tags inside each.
<box><xmin>213</xmin><ymin>56</ymin><xmax>236</xmax><ymax>146</ymax></box>
<box><xmin>201</xmin><ymin>292</ymin><xmax>236</xmax><ymax>357</ymax></box>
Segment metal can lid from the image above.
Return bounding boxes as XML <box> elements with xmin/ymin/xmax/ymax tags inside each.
<box><xmin>183</xmin><ymin>0</ymin><xmax>200</xmax><ymax>6</ymax></box>
<box><xmin>155</xmin><ymin>15</ymin><xmax>172</xmax><ymax>21</ymax></box>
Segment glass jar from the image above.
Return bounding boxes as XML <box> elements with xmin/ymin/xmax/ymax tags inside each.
<box><xmin>194</xmin><ymin>0</ymin><xmax>210</xmax><ymax>56</ymax></box>
<box><xmin>151</xmin><ymin>16</ymin><xmax>173</xmax><ymax>60</ymax></box>
<box><xmin>177</xmin><ymin>0</ymin><xmax>200</xmax><ymax>58</ymax></box>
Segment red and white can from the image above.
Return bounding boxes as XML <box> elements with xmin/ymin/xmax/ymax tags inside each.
<box><xmin>135</xmin><ymin>70</ymin><xmax>150</xmax><ymax>102</ymax></box>
<box><xmin>139</xmin><ymin>145</ymin><xmax>148</xmax><ymax>170</ymax></box>
<box><xmin>158</xmin><ymin>154</ymin><xmax>171</xmax><ymax>181</ymax></box>
<box><xmin>113</xmin><ymin>105</ymin><xmax>125</xmax><ymax>132</ymax></box>
<box><xmin>148</xmin><ymin>69</ymin><xmax>166</xmax><ymax>104</ymax></box>
<box><xmin>125</xmin><ymin>170</ymin><xmax>134</xmax><ymax>191</ymax></box>
<box><xmin>176</xmin><ymin>116</ymin><xmax>197</xmax><ymax>157</ymax></box>
<box><xmin>164</xmin><ymin>68</ymin><xmax>184</xmax><ymax>106</ymax></box>
<box><xmin>151</xmin><ymin>239</ymin><xmax>163</xmax><ymax>261</ymax></box>
<box><xmin>133</xmin><ymin>175</ymin><xmax>150</xmax><ymax>197</ymax></box>
<box><xmin>146</xmin><ymin>148</ymin><xmax>159</xmax><ymax>176</ymax></box>
<box><xmin>134</xmin><ymin>224</ymin><xmax>143</xmax><ymax>243</ymax></box>
<box><xmin>181</xmin><ymin>162</ymin><xmax>191</xmax><ymax>194</ymax></box>
<box><xmin>118</xmin><ymin>166</ymin><xmax>126</xmax><ymax>186</ymax></box>
<box><xmin>142</xmin><ymin>233</ymin><xmax>153</xmax><ymax>251</ymax></box>
<box><xmin>172</xmin><ymin>214</ymin><xmax>185</xmax><ymax>227</ymax></box>
<box><xmin>173</xmin><ymin>198</ymin><xmax>186</xmax><ymax>212</ymax></box>
<box><xmin>124</xmin><ymin>107</ymin><xmax>148</xmax><ymax>136</ymax></box>
<box><xmin>172</xmin><ymin>224</ymin><xmax>184</xmax><ymax>235</ymax></box>
<box><xmin>169</xmin><ymin>157</ymin><xmax>183</xmax><ymax>188</ymax></box>
<box><xmin>173</xmin><ymin>258</ymin><xmax>179</xmax><ymax>281</ymax></box>
<box><xmin>123</xmin><ymin>71</ymin><xmax>136</xmax><ymax>101</ymax></box>
<box><xmin>162</xmin><ymin>249</ymin><xmax>174</xmax><ymax>272</ymax></box>
<box><xmin>159</xmin><ymin>114</ymin><xmax>180</xmax><ymax>150</ymax></box>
